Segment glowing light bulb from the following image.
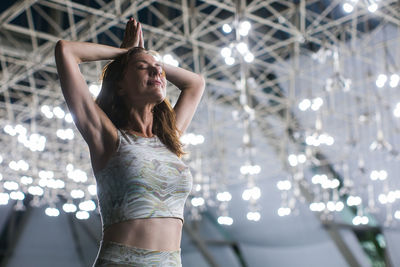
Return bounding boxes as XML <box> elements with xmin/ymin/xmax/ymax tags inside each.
<box><xmin>222</xmin><ymin>24</ymin><xmax>232</xmax><ymax>33</ymax></box>
<box><xmin>368</xmin><ymin>3</ymin><xmax>378</xmax><ymax>13</ymax></box>
<box><xmin>225</xmin><ymin>57</ymin><xmax>235</xmax><ymax>65</ymax></box>
<box><xmin>221</xmin><ymin>47</ymin><xmax>231</xmax><ymax>58</ymax></box>
<box><xmin>236</xmin><ymin>42</ymin><xmax>248</xmax><ymax>54</ymax></box>
<box><xmin>244</xmin><ymin>52</ymin><xmax>254</xmax><ymax>63</ymax></box>
<box><xmin>343</xmin><ymin>3</ymin><xmax>354</xmax><ymax>13</ymax></box>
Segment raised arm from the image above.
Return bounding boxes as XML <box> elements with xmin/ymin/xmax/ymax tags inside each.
<box><xmin>164</xmin><ymin>63</ymin><xmax>205</xmax><ymax>134</ymax></box>
<box><xmin>54</xmin><ymin>40</ymin><xmax>127</xmax><ymax>168</ymax></box>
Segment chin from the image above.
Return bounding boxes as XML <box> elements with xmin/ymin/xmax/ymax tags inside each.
<box><xmin>149</xmin><ymin>94</ymin><xmax>164</xmax><ymax>105</ymax></box>
<box><xmin>155</xmin><ymin>90</ymin><xmax>167</xmax><ymax>104</ymax></box>
<box><xmin>147</xmin><ymin>87</ymin><xmax>166</xmax><ymax>105</ymax></box>
<box><xmin>156</xmin><ymin>96</ymin><xmax>166</xmax><ymax>104</ymax></box>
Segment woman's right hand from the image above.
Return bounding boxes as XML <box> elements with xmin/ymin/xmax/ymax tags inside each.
<box><xmin>120</xmin><ymin>18</ymin><xmax>144</xmax><ymax>49</ymax></box>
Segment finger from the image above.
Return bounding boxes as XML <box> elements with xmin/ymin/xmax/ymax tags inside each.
<box><xmin>139</xmin><ymin>24</ymin><xmax>144</xmax><ymax>48</ymax></box>
<box><xmin>124</xmin><ymin>19</ymin><xmax>131</xmax><ymax>33</ymax></box>
<box><xmin>134</xmin><ymin>22</ymin><xmax>141</xmax><ymax>46</ymax></box>
<box><xmin>124</xmin><ymin>18</ymin><xmax>134</xmax><ymax>36</ymax></box>
<box><xmin>126</xmin><ymin>20</ymin><xmax>137</xmax><ymax>40</ymax></box>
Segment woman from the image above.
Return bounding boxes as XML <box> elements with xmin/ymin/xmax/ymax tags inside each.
<box><xmin>55</xmin><ymin>18</ymin><xmax>205</xmax><ymax>266</ymax></box>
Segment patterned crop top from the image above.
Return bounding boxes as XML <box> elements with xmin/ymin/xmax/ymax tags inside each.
<box><xmin>94</xmin><ymin>129</ymin><xmax>193</xmax><ymax>231</ymax></box>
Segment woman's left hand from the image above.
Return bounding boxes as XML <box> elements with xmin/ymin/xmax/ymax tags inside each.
<box><xmin>120</xmin><ymin>18</ymin><xmax>144</xmax><ymax>49</ymax></box>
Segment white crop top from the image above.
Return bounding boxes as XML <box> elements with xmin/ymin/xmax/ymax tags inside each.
<box><xmin>94</xmin><ymin>129</ymin><xmax>193</xmax><ymax>231</ymax></box>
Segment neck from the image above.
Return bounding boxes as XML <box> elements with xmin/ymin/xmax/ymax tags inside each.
<box><xmin>126</xmin><ymin>104</ymin><xmax>155</xmax><ymax>137</ymax></box>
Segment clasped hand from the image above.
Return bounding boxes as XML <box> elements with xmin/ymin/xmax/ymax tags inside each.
<box><xmin>120</xmin><ymin>17</ymin><xmax>144</xmax><ymax>49</ymax></box>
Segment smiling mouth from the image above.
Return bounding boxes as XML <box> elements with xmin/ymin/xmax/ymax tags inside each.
<box><xmin>148</xmin><ymin>80</ymin><xmax>162</xmax><ymax>86</ymax></box>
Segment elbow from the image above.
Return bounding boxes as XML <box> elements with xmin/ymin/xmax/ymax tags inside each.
<box><xmin>197</xmin><ymin>74</ymin><xmax>206</xmax><ymax>92</ymax></box>
<box><xmin>55</xmin><ymin>39</ymin><xmax>66</xmax><ymax>48</ymax></box>
<box><xmin>54</xmin><ymin>40</ymin><xmax>68</xmax><ymax>62</ymax></box>
<box><xmin>55</xmin><ymin>40</ymin><xmax>81</xmax><ymax>64</ymax></box>
<box><xmin>178</xmin><ymin>73</ymin><xmax>205</xmax><ymax>94</ymax></box>
<box><xmin>55</xmin><ymin>39</ymin><xmax>66</xmax><ymax>55</ymax></box>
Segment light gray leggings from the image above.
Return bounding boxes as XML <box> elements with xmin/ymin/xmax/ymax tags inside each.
<box><xmin>93</xmin><ymin>241</ymin><xmax>182</xmax><ymax>267</ymax></box>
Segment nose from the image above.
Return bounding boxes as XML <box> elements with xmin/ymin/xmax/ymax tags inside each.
<box><xmin>149</xmin><ymin>65</ymin><xmax>163</xmax><ymax>77</ymax></box>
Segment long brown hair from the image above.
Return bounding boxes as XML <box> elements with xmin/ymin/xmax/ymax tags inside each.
<box><xmin>96</xmin><ymin>47</ymin><xmax>185</xmax><ymax>157</ymax></box>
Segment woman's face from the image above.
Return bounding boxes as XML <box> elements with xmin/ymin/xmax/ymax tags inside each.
<box><xmin>119</xmin><ymin>52</ymin><xmax>167</xmax><ymax>106</ymax></box>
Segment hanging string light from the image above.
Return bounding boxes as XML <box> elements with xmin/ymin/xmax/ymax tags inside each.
<box><xmin>220</xmin><ymin>20</ymin><xmax>254</xmax><ymax>65</ymax></box>
<box><xmin>290</xmin><ymin>34</ymin><xmax>400</xmax><ymax>228</ymax></box>
<box><xmin>342</xmin><ymin>0</ymin><xmax>380</xmax><ymax>14</ymax></box>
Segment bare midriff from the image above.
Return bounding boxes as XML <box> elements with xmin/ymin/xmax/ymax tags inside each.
<box><xmin>102</xmin><ymin>217</ymin><xmax>183</xmax><ymax>251</ymax></box>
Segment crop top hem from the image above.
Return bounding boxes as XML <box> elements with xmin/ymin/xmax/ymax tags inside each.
<box><xmin>103</xmin><ymin>216</ymin><xmax>184</xmax><ymax>232</ymax></box>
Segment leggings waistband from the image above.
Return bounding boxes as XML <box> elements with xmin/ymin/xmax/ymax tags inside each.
<box><xmin>101</xmin><ymin>240</ymin><xmax>181</xmax><ymax>253</ymax></box>
<box><xmin>93</xmin><ymin>240</ymin><xmax>182</xmax><ymax>267</ymax></box>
